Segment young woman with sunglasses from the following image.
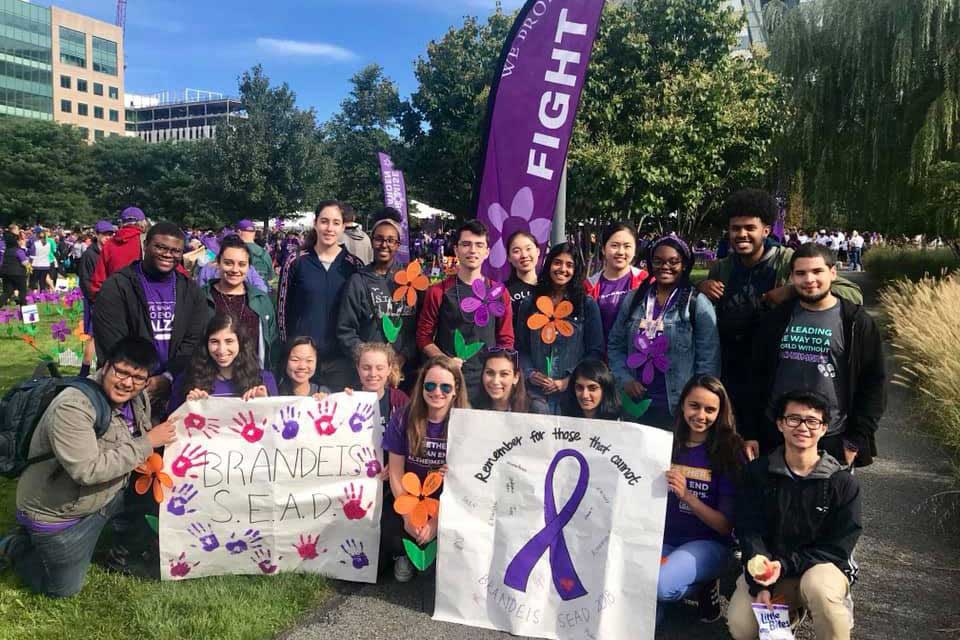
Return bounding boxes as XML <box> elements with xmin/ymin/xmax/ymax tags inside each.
<box><xmin>516</xmin><ymin>243</ymin><xmax>603</xmax><ymax>414</ymax></box>
<box><xmin>383</xmin><ymin>356</ymin><xmax>467</xmax><ymax>582</ymax></box>
<box><xmin>608</xmin><ymin>236</ymin><xmax>720</xmax><ymax>429</ymax></box>
<box><xmin>474</xmin><ymin>348</ymin><xmax>547</xmax><ymax>414</ymax></box>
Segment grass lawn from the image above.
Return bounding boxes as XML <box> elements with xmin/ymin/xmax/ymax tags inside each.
<box><xmin>0</xmin><ymin>308</ymin><xmax>330</xmax><ymax>640</ymax></box>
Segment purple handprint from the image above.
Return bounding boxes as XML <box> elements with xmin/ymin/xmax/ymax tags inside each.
<box><xmin>171</xmin><ymin>443</ymin><xmax>208</xmax><ymax>478</ymax></box>
<box><xmin>272</xmin><ymin>405</ymin><xmax>301</xmax><ymax>440</ymax></box>
<box><xmin>339</xmin><ymin>539</ymin><xmax>369</xmax><ymax>570</ymax></box>
<box><xmin>166</xmin><ymin>483</ymin><xmax>198</xmax><ymax>516</ymax></box>
<box><xmin>348</xmin><ymin>403</ymin><xmax>375</xmax><ymax>432</ymax></box>
<box><xmin>183</xmin><ymin>412</ymin><xmax>221</xmax><ymax>439</ymax></box>
<box><xmin>169</xmin><ymin>552</ymin><xmax>199</xmax><ymax>578</ymax></box>
<box><xmin>188</xmin><ymin>523</ymin><xmax>220</xmax><ymax>552</ymax></box>
<box><xmin>355</xmin><ymin>446</ymin><xmax>383</xmax><ymax>478</ymax></box>
<box><xmin>339</xmin><ymin>483</ymin><xmax>372</xmax><ymax>520</ymax></box>
<box><xmin>293</xmin><ymin>533</ymin><xmax>325</xmax><ymax>560</ymax></box>
<box><xmin>231</xmin><ymin>410</ymin><xmax>266</xmax><ymax>443</ymax></box>
<box><xmin>308</xmin><ymin>399</ymin><xmax>337</xmax><ymax>436</ymax></box>
<box><xmin>226</xmin><ymin>528</ymin><xmax>263</xmax><ymax>554</ymax></box>
<box><xmin>252</xmin><ymin>548</ymin><xmax>280</xmax><ymax>574</ymax></box>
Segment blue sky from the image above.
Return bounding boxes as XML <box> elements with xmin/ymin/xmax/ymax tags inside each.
<box><xmin>52</xmin><ymin>0</ymin><xmax>525</xmax><ymax>121</ymax></box>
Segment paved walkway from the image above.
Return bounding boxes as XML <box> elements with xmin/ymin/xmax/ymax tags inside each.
<box><xmin>282</xmin><ymin>272</ymin><xmax>960</xmax><ymax>640</ymax></box>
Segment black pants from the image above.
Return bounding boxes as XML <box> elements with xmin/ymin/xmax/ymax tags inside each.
<box><xmin>29</xmin><ymin>267</ymin><xmax>48</xmax><ymax>291</ymax></box>
<box><xmin>312</xmin><ymin>355</ymin><xmax>358</xmax><ymax>392</ymax></box>
<box><xmin>1</xmin><ymin>274</ymin><xmax>27</xmax><ymax>306</ymax></box>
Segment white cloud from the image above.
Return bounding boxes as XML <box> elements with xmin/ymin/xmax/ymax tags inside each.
<box><xmin>255</xmin><ymin>38</ymin><xmax>356</xmax><ymax>61</ymax></box>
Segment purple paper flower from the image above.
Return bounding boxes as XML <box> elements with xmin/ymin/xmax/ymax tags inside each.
<box><xmin>486</xmin><ymin>187</ymin><xmax>552</xmax><ymax>270</ymax></box>
<box><xmin>51</xmin><ymin>319</ymin><xmax>70</xmax><ymax>342</ymax></box>
<box><xmin>626</xmin><ymin>333</ymin><xmax>670</xmax><ymax>385</ymax></box>
<box><xmin>459</xmin><ymin>279</ymin><xmax>506</xmax><ymax>327</ymax></box>
<box><xmin>25</xmin><ymin>292</ymin><xmax>38</xmax><ymax>304</ymax></box>
<box><xmin>0</xmin><ymin>309</ymin><xmax>16</xmax><ymax>325</ymax></box>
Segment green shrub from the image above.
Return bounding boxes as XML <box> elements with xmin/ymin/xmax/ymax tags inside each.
<box><xmin>863</xmin><ymin>246</ymin><xmax>960</xmax><ymax>283</ymax></box>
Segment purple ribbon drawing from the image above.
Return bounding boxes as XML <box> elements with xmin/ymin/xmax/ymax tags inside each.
<box><xmin>504</xmin><ymin>449</ymin><xmax>589</xmax><ymax>601</ymax></box>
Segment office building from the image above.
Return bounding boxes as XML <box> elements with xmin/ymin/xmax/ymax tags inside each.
<box><xmin>125</xmin><ymin>89</ymin><xmax>245</xmax><ymax>143</ymax></box>
<box><xmin>0</xmin><ymin>0</ymin><xmax>124</xmax><ymax>141</ymax></box>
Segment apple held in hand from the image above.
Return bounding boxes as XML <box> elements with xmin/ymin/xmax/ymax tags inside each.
<box><xmin>747</xmin><ymin>554</ymin><xmax>776</xmax><ymax>582</ymax></box>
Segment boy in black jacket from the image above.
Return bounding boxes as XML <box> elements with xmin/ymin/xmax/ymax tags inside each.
<box><xmin>728</xmin><ymin>390</ymin><xmax>861</xmax><ymax>640</ymax></box>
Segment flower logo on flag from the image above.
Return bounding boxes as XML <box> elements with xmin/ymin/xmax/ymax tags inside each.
<box><xmin>487</xmin><ymin>187</ymin><xmax>552</xmax><ymax>269</ymax></box>
<box><xmin>394</xmin><ymin>471</ymin><xmax>443</xmax><ymax>528</ymax></box>
<box><xmin>626</xmin><ymin>333</ymin><xmax>670</xmax><ymax>385</ymax></box>
<box><xmin>527</xmin><ymin>296</ymin><xmax>574</xmax><ymax>345</ymax></box>
<box><xmin>393</xmin><ymin>261</ymin><xmax>430</xmax><ymax>307</ymax></box>
<box><xmin>459</xmin><ymin>279</ymin><xmax>506</xmax><ymax>327</ymax></box>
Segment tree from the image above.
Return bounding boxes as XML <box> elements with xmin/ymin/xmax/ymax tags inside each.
<box><xmin>211</xmin><ymin>65</ymin><xmax>324</xmax><ymax>226</ymax></box>
<box><xmin>321</xmin><ymin>64</ymin><xmax>403</xmax><ymax>218</ymax></box>
<box><xmin>764</xmin><ymin>0</ymin><xmax>960</xmax><ymax>232</ymax></box>
<box><xmin>0</xmin><ymin>119</ymin><xmax>94</xmax><ymax>226</ymax></box>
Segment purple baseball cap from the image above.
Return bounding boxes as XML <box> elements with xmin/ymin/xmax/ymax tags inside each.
<box><xmin>120</xmin><ymin>206</ymin><xmax>145</xmax><ymax>222</ymax></box>
<box><xmin>235</xmin><ymin>219</ymin><xmax>256</xmax><ymax>232</ymax></box>
<box><xmin>94</xmin><ymin>220</ymin><xmax>116</xmax><ymax>234</ymax></box>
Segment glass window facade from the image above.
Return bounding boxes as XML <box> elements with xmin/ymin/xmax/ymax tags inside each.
<box><xmin>94</xmin><ymin>129</ymin><xmax>103</xmax><ymax>140</ymax></box>
<box><xmin>77</xmin><ymin>102</ymin><xmax>86</xmax><ymax>116</ymax></box>
<box><xmin>108</xmin><ymin>85</ymin><xmax>117</xmax><ymax>99</ymax></box>
<box><xmin>108</xmin><ymin>108</ymin><xmax>117</xmax><ymax>122</ymax></box>
<box><xmin>59</xmin><ymin>74</ymin><xmax>69</xmax><ymax>88</ymax></box>
<box><xmin>93</xmin><ymin>105</ymin><xmax>102</xmax><ymax>119</ymax></box>
<box><xmin>91</xmin><ymin>36</ymin><xmax>116</xmax><ymax>75</ymax></box>
<box><xmin>93</xmin><ymin>81</ymin><xmax>102</xmax><ymax>96</ymax></box>
<box><xmin>78</xmin><ymin>126</ymin><xmax>88</xmax><ymax>140</ymax></box>
<box><xmin>0</xmin><ymin>0</ymin><xmax>53</xmax><ymax>119</ymax></box>
<box><xmin>58</xmin><ymin>26</ymin><xmax>85</xmax><ymax>68</ymax></box>
<box><xmin>77</xmin><ymin>78</ymin><xmax>86</xmax><ymax>92</ymax></box>
<box><xmin>59</xmin><ymin>98</ymin><xmax>69</xmax><ymax>112</ymax></box>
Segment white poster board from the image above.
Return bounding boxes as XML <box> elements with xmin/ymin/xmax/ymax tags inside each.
<box><xmin>160</xmin><ymin>393</ymin><xmax>382</xmax><ymax>583</ymax></box>
<box><xmin>434</xmin><ymin>409</ymin><xmax>673</xmax><ymax>640</ymax></box>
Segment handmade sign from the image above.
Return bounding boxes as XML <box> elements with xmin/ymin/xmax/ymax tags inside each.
<box><xmin>160</xmin><ymin>393</ymin><xmax>382</xmax><ymax>583</ymax></box>
<box><xmin>434</xmin><ymin>409</ymin><xmax>673</xmax><ymax>640</ymax></box>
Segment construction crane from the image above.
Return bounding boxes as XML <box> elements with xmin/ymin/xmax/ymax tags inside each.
<box><xmin>115</xmin><ymin>0</ymin><xmax>127</xmax><ymax>35</ymax></box>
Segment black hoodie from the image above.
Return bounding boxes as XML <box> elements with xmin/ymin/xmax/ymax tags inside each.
<box><xmin>336</xmin><ymin>263</ymin><xmax>418</xmax><ymax>365</ymax></box>
<box><xmin>735</xmin><ymin>447</ymin><xmax>862</xmax><ymax>596</ymax></box>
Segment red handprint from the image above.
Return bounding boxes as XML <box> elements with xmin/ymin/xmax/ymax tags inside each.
<box><xmin>183</xmin><ymin>412</ymin><xmax>221</xmax><ymax>439</ymax></box>
<box><xmin>171</xmin><ymin>443</ymin><xmax>209</xmax><ymax>478</ymax></box>
<box><xmin>339</xmin><ymin>482</ymin><xmax>372</xmax><ymax>520</ymax></box>
<box><xmin>308</xmin><ymin>400</ymin><xmax>337</xmax><ymax>436</ymax></box>
<box><xmin>168</xmin><ymin>552</ymin><xmax>199</xmax><ymax>578</ymax></box>
<box><xmin>230</xmin><ymin>410</ymin><xmax>266</xmax><ymax>443</ymax></box>
<box><xmin>292</xmin><ymin>533</ymin><xmax>326</xmax><ymax>560</ymax></box>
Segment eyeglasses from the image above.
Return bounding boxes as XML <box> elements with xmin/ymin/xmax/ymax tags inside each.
<box><xmin>151</xmin><ymin>243</ymin><xmax>183</xmax><ymax>257</ymax></box>
<box><xmin>424</xmin><ymin>381</ymin><xmax>454</xmax><ymax>395</ymax></box>
<box><xmin>110</xmin><ymin>364</ymin><xmax>149</xmax><ymax>385</ymax></box>
<box><xmin>651</xmin><ymin>258</ymin><xmax>683</xmax><ymax>268</ymax></box>
<box><xmin>372</xmin><ymin>236</ymin><xmax>400</xmax><ymax>247</ymax></box>
<box><xmin>781</xmin><ymin>414</ymin><xmax>825</xmax><ymax>429</ymax></box>
<box><xmin>483</xmin><ymin>347</ymin><xmax>519</xmax><ymax>368</ymax></box>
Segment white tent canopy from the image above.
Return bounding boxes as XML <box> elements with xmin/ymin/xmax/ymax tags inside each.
<box><xmin>409</xmin><ymin>199</ymin><xmax>454</xmax><ymax>220</ymax></box>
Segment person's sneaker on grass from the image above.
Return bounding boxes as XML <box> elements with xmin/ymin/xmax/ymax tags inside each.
<box><xmin>394</xmin><ymin>555</ymin><xmax>414</xmax><ymax>583</ymax></box>
<box><xmin>0</xmin><ymin>529</ymin><xmax>26</xmax><ymax>572</ymax></box>
<box><xmin>697</xmin><ymin>578</ymin><xmax>722</xmax><ymax>623</ymax></box>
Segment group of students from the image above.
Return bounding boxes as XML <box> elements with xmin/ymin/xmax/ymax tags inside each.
<box><xmin>0</xmin><ymin>188</ymin><xmax>884</xmax><ymax>640</ymax></box>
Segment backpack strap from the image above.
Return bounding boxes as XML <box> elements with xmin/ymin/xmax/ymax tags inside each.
<box><xmin>24</xmin><ymin>378</ymin><xmax>112</xmax><ymax>467</ymax></box>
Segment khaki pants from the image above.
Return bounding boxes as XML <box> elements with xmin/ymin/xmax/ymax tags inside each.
<box><xmin>727</xmin><ymin>563</ymin><xmax>852</xmax><ymax>640</ymax></box>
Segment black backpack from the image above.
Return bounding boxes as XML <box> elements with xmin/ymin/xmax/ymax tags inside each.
<box><xmin>0</xmin><ymin>376</ymin><xmax>112</xmax><ymax>478</ymax></box>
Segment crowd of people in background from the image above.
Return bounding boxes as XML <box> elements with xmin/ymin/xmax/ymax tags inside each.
<box><xmin>0</xmin><ymin>187</ymin><xmax>886</xmax><ymax>640</ymax></box>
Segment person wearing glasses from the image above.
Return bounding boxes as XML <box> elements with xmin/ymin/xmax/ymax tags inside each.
<box><xmin>416</xmin><ymin>221</ymin><xmax>514</xmax><ymax>404</ymax></box>
<box><xmin>473</xmin><ymin>347</ymin><xmax>547</xmax><ymax>414</ymax></box>
<box><xmin>383</xmin><ymin>356</ymin><xmax>467</xmax><ymax>582</ymax></box>
<box><xmin>752</xmin><ymin>242</ymin><xmax>885</xmax><ymax>464</ymax></box>
<box><xmin>728</xmin><ymin>390</ymin><xmax>862</xmax><ymax>640</ymax></box>
<box><xmin>0</xmin><ymin>337</ymin><xmax>178</xmax><ymax>597</ymax></box>
<box><xmin>608</xmin><ymin>236</ymin><xmax>720</xmax><ymax>429</ymax></box>
<box><xmin>93</xmin><ymin>222</ymin><xmax>210</xmax><ymax>416</ymax></box>
<box><xmin>338</xmin><ymin>208</ymin><xmax>419</xmax><ymax>380</ymax></box>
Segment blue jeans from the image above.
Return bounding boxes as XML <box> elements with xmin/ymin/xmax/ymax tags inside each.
<box><xmin>12</xmin><ymin>492</ymin><xmax>124</xmax><ymax>598</ymax></box>
<box><xmin>657</xmin><ymin>539</ymin><xmax>732</xmax><ymax>624</ymax></box>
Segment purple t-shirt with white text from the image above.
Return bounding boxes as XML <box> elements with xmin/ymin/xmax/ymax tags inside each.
<box><xmin>596</xmin><ymin>273</ymin><xmax>633</xmax><ymax>338</ymax></box>
<box><xmin>382</xmin><ymin>410</ymin><xmax>447</xmax><ymax>484</ymax></box>
<box><xmin>136</xmin><ymin>264</ymin><xmax>176</xmax><ymax>368</ymax></box>
<box><xmin>664</xmin><ymin>443</ymin><xmax>736</xmax><ymax>547</ymax></box>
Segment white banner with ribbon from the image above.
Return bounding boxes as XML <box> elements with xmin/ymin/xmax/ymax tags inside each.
<box><xmin>158</xmin><ymin>393</ymin><xmax>382</xmax><ymax>582</ymax></box>
<box><xmin>434</xmin><ymin>409</ymin><xmax>673</xmax><ymax>640</ymax></box>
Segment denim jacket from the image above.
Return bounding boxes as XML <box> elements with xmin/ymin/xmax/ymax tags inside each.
<box><xmin>517</xmin><ymin>295</ymin><xmax>604</xmax><ymax>412</ymax></box>
<box><xmin>608</xmin><ymin>286</ymin><xmax>720</xmax><ymax>414</ymax></box>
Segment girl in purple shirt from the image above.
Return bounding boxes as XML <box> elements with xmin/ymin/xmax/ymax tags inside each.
<box><xmin>657</xmin><ymin>375</ymin><xmax>743</xmax><ymax>626</ymax></box>
<box><xmin>169</xmin><ymin>311</ymin><xmax>277</xmax><ymax>412</ymax></box>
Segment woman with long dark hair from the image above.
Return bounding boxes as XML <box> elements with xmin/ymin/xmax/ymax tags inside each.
<box><xmin>560</xmin><ymin>359</ymin><xmax>623</xmax><ymax>421</ymax></box>
<box><xmin>516</xmin><ymin>243</ymin><xmax>603</xmax><ymax>414</ymax></box>
<box><xmin>473</xmin><ymin>348</ymin><xmax>547</xmax><ymax>414</ymax></box>
<box><xmin>168</xmin><ymin>312</ymin><xmax>277</xmax><ymax>411</ymax></box>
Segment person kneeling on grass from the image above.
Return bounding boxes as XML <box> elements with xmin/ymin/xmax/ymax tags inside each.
<box><xmin>383</xmin><ymin>356</ymin><xmax>467</xmax><ymax>583</ymax></box>
<box><xmin>727</xmin><ymin>390</ymin><xmax>861</xmax><ymax>640</ymax></box>
<box><xmin>0</xmin><ymin>337</ymin><xmax>177</xmax><ymax>597</ymax></box>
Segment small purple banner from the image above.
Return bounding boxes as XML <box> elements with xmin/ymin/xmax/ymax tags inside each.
<box><xmin>378</xmin><ymin>152</ymin><xmax>411</xmax><ymax>265</ymax></box>
<box><xmin>476</xmin><ymin>0</ymin><xmax>607</xmax><ymax>281</ymax></box>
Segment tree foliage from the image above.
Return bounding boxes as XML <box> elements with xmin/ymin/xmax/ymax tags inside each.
<box><xmin>765</xmin><ymin>0</ymin><xmax>960</xmax><ymax>232</ymax></box>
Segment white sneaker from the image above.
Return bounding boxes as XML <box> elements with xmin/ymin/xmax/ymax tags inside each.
<box><xmin>394</xmin><ymin>556</ymin><xmax>414</xmax><ymax>583</ymax></box>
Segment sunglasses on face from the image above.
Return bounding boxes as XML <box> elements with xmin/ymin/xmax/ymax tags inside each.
<box><xmin>424</xmin><ymin>381</ymin><xmax>454</xmax><ymax>395</ymax></box>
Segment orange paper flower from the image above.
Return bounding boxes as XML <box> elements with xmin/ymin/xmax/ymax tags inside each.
<box><xmin>20</xmin><ymin>334</ymin><xmax>36</xmax><ymax>348</ymax></box>
<box><xmin>73</xmin><ymin>319</ymin><xmax>90</xmax><ymax>342</ymax></box>
<box><xmin>135</xmin><ymin>453</ymin><xmax>174</xmax><ymax>504</ymax></box>
<box><xmin>394</xmin><ymin>471</ymin><xmax>443</xmax><ymax>528</ymax></box>
<box><xmin>526</xmin><ymin>296</ymin><xmax>574</xmax><ymax>345</ymax></box>
<box><xmin>393</xmin><ymin>261</ymin><xmax>430</xmax><ymax>307</ymax></box>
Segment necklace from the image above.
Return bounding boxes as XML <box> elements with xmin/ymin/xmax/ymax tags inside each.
<box><xmin>213</xmin><ymin>286</ymin><xmax>249</xmax><ymax>325</ymax></box>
